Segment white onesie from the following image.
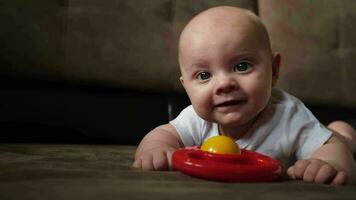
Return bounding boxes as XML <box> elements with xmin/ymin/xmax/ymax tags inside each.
<box><xmin>170</xmin><ymin>88</ymin><xmax>332</xmax><ymax>168</ymax></box>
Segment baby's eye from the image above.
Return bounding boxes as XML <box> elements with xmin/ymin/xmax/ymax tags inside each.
<box><xmin>233</xmin><ymin>61</ymin><xmax>252</xmax><ymax>73</ymax></box>
<box><xmin>196</xmin><ymin>72</ymin><xmax>211</xmax><ymax>80</ymax></box>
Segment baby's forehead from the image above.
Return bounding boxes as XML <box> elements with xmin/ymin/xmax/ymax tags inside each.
<box><xmin>179</xmin><ymin>7</ymin><xmax>271</xmax><ymax>61</ymax></box>
<box><xmin>181</xmin><ymin>8</ymin><xmax>267</xmax><ymax>43</ymax></box>
<box><xmin>184</xmin><ymin>7</ymin><xmax>261</xmax><ymax>33</ymax></box>
<box><xmin>180</xmin><ymin>20</ymin><xmax>267</xmax><ymax>55</ymax></box>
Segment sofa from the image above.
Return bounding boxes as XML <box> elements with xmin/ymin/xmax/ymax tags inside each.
<box><xmin>1</xmin><ymin>0</ymin><xmax>356</xmax><ymax>199</ymax></box>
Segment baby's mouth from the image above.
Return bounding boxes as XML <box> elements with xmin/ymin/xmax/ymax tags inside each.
<box><xmin>214</xmin><ymin>100</ymin><xmax>246</xmax><ymax>108</ymax></box>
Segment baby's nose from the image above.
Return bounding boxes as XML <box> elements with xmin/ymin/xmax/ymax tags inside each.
<box><xmin>214</xmin><ymin>74</ymin><xmax>239</xmax><ymax>95</ymax></box>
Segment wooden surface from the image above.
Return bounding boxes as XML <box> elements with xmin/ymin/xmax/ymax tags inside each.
<box><xmin>1</xmin><ymin>144</ymin><xmax>356</xmax><ymax>200</ymax></box>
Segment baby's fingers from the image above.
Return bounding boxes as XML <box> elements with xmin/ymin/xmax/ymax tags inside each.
<box><xmin>331</xmin><ymin>171</ymin><xmax>348</xmax><ymax>185</ymax></box>
<box><xmin>141</xmin><ymin>154</ymin><xmax>155</xmax><ymax>170</ymax></box>
<box><xmin>303</xmin><ymin>161</ymin><xmax>325</xmax><ymax>182</ymax></box>
<box><xmin>132</xmin><ymin>158</ymin><xmax>142</xmax><ymax>169</ymax></box>
<box><xmin>152</xmin><ymin>151</ymin><xmax>169</xmax><ymax>170</ymax></box>
<box><xmin>288</xmin><ymin>160</ymin><xmax>311</xmax><ymax>180</ymax></box>
<box><xmin>314</xmin><ymin>164</ymin><xmax>337</xmax><ymax>184</ymax></box>
<box><xmin>287</xmin><ymin>165</ymin><xmax>296</xmax><ymax>179</ymax></box>
<box><xmin>166</xmin><ymin>150</ymin><xmax>175</xmax><ymax>170</ymax></box>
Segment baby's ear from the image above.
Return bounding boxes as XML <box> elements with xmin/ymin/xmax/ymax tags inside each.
<box><xmin>179</xmin><ymin>76</ymin><xmax>185</xmax><ymax>86</ymax></box>
<box><xmin>272</xmin><ymin>53</ymin><xmax>281</xmax><ymax>87</ymax></box>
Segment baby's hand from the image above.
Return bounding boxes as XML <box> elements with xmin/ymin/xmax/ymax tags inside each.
<box><xmin>132</xmin><ymin>146</ymin><xmax>176</xmax><ymax>171</ymax></box>
<box><xmin>287</xmin><ymin>159</ymin><xmax>348</xmax><ymax>185</ymax></box>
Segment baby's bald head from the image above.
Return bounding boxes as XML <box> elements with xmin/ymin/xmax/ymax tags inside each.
<box><xmin>178</xmin><ymin>6</ymin><xmax>272</xmax><ymax>72</ymax></box>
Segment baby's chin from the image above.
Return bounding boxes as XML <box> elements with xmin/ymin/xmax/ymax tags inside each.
<box><xmin>207</xmin><ymin>115</ymin><xmax>244</xmax><ymax>126</ymax></box>
<box><xmin>198</xmin><ymin>109</ymin><xmax>256</xmax><ymax>127</ymax></box>
<box><xmin>215</xmin><ymin>113</ymin><xmax>258</xmax><ymax>129</ymax></box>
<box><xmin>217</xmin><ymin>118</ymin><xmax>246</xmax><ymax>128</ymax></box>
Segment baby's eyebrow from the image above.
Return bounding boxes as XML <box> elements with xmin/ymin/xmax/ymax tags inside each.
<box><xmin>183</xmin><ymin>64</ymin><xmax>209</xmax><ymax>76</ymax></box>
<box><xmin>233</xmin><ymin>49</ymin><xmax>257</xmax><ymax>57</ymax></box>
<box><xmin>229</xmin><ymin>51</ymin><xmax>258</xmax><ymax>61</ymax></box>
<box><xmin>189</xmin><ymin>61</ymin><xmax>209</xmax><ymax>69</ymax></box>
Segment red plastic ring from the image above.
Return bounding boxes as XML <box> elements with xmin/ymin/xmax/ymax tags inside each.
<box><xmin>172</xmin><ymin>147</ymin><xmax>282</xmax><ymax>182</ymax></box>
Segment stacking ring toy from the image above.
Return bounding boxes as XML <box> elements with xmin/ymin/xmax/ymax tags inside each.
<box><xmin>172</xmin><ymin>136</ymin><xmax>282</xmax><ymax>182</ymax></box>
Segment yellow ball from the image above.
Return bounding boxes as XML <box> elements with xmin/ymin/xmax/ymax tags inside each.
<box><xmin>200</xmin><ymin>135</ymin><xmax>241</xmax><ymax>155</ymax></box>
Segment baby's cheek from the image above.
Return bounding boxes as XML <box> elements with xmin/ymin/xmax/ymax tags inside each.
<box><xmin>193</xmin><ymin>103</ymin><xmax>211</xmax><ymax>120</ymax></box>
<box><xmin>190</xmin><ymin>92</ymin><xmax>209</xmax><ymax>107</ymax></box>
<box><xmin>251</xmin><ymin>87</ymin><xmax>271</xmax><ymax>109</ymax></box>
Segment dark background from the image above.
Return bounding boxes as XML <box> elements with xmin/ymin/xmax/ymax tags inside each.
<box><xmin>1</xmin><ymin>0</ymin><xmax>355</xmax><ymax>145</ymax></box>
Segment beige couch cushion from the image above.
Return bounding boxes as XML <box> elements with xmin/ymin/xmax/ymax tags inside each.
<box><xmin>4</xmin><ymin>1</ymin><xmax>354</xmax><ymax>107</ymax></box>
<box><xmin>0</xmin><ymin>0</ymin><xmax>256</xmax><ymax>92</ymax></box>
<box><xmin>259</xmin><ymin>0</ymin><xmax>356</xmax><ymax>107</ymax></box>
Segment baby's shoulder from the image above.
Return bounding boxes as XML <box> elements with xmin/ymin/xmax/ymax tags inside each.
<box><xmin>179</xmin><ymin>105</ymin><xmax>199</xmax><ymax>118</ymax></box>
<box><xmin>269</xmin><ymin>88</ymin><xmax>320</xmax><ymax>124</ymax></box>
<box><xmin>270</xmin><ymin>88</ymin><xmax>305</xmax><ymax>109</ymax></box>
<box><xmin>174</xmin><ymin>105</ymin><xmax>206</xmax><ymax>124</ymax></box>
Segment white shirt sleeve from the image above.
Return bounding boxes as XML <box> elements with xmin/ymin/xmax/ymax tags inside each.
<box><xmin>252</xmin><ymin>89</ymin><xmax>333</xmax><ymax>163</ymax></box>
<box><xmin>292</xmin><ymin>106</ymin><xmax>333</xmax><ymax>159</ymax></box>
<box><xmin>275</xmin><ymin>90</ymin><xmax>333</xmax><ymax>160</ymax></box>
<box><xmin>169</xmin><ymin>105</ymin><xmax>204</xmax><ymax>146</ymax></box>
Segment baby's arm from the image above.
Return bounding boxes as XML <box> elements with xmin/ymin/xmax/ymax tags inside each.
<box><xmin>287</xmin><ymin>135</ymin><xmax>356</xmax><ymax>185</ymax></box>
<box><xmin>133</xmin><ymin>124</ymin><xmax>183</xmax><ymax>170</ymax></box>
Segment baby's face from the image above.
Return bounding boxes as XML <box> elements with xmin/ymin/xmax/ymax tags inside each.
<box><xmin>179</xmin><ymin>8</ymin><xmax>279</xmax><ymax>129</ymax></box>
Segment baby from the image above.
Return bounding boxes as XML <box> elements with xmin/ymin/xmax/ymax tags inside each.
<box><xmin>133</xmin><ymin>6</ymin><xmax>356</xmax><ymax>185</ymax></box>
